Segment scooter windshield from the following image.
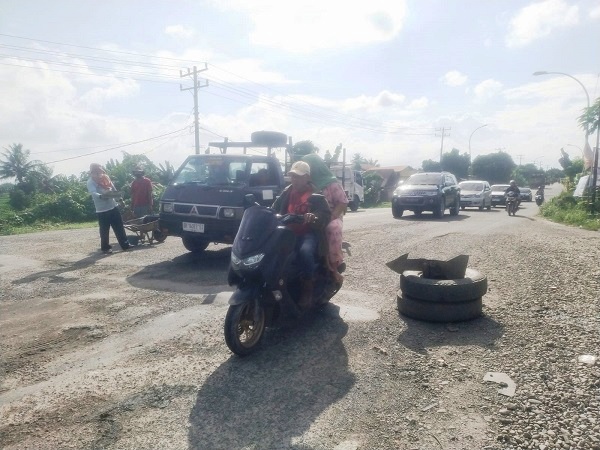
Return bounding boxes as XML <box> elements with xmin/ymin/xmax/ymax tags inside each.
<box><xmin>232</xmin><ymin>206</ymin><xmax>279</xmax><ymax>257</ymax></box>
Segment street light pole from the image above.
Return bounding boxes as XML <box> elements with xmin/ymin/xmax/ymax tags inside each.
<box><xmin>533</xmin><ymin>71</ymin><xmax>590</xmax><ymax>110</ymax></box>
<box><xmin>468</xmin><ymin>124</ymin><xmax>488</xmax><ymax>169</ymax></box>
<box><xmin>533</xmin><ymin>71</ymin><xmax>596</xmax><ymax>214</ymax></box>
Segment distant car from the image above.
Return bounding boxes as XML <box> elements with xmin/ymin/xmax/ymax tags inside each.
<box><xmin>458</xmin><ymin>180</ymin><xmax>492</xmax><ymax>210</ymax></box>
<box><xmin>391</xmin><ymin>172</ymin><xmax>460</xmax><ymax>218</ymax></box>
<box><xmin>520</xmin><ymin>187</ymin><xmax>532</xmax><ymax>202</ymax></box>
<box><xmin>490</xmin><ymin>184</ymin><xmax>510</xmax><ymax>207</ymax></box>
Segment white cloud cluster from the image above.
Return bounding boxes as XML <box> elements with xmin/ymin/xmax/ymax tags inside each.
<box><xmin>441</xmin><ymin>70</ymin><xmax>468</xmax><ymax>87</ymax></box>
<box><xmin>209</xmin><ymin>0</ymin><xmax>407</xmax><ymax>53</ymax></box>
<box><xmin>506</xmin><ymin>0</ymin><xmax>579</xmax><ymax>47</ymax></box>
<box><xmin>474</xmin><ymin>79</ymin><xmax>503</xmax><ymax>102</ymax></box>
<box><xmin>164</xmin><ymin>25</ymin><xmax>195</xmax><ymax>39</ymax></box>
<box><xmin>590</xmin><ymin>5</ymin><xmax>600</xmax><ymax>19</ymax></box>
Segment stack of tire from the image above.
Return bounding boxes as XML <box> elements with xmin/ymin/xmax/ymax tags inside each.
<box><xmin>397</xmin><ymin>269</ymin><xmax>487</xmax><ymax>322</ymax></box>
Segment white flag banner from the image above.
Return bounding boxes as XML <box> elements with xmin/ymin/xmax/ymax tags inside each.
<box><xmin>583</xmin><ymin>139</ymin><xmax>593</xmax><ymax>169</ymax></box>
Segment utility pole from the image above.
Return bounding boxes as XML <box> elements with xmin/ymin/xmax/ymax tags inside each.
<box><xmin>435</xmin><ymin>127</ymin><xmax>451</xmax><ymax>164</ymax></box>
<box><xmin>515</xmin><ymin>154</ymin><xmax>524</xmax><ymax>166</ymax></box>
<box><xmin>180</xmin><ymin>64</ymin><xmax>208</xmax><ymax>154</ymax></box>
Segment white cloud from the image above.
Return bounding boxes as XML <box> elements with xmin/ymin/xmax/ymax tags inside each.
<box><xmin>408</xmin><ymin>97</ymin><xmax>429</xmax><ymax>109</ymax></box>
<box><xmin>474</xmin><ymin>79</ymin><xmax>503</xmax><ymax>101</ymax></box>
<box><xmin>79</xmin><ymin>78</ymin><xmax>140</xmax><ymax>109</ymax></box>
<box><xmin>506</xmin><ymin>0</ymin><xmax>579</xmax><ymax>47</ymax></box>
<box><xmin>590</xmin><ymin>5</ymin><xmax>600</xmax><ymax>19</ymax></box>
<box><xmin>441</xmin><ymin>70</ymin><xmax>468</xmax><ymax>87</ymax></box>
<box><xmin>209</xmin><ymin>0</ymin><xmax>407</xmax><ymax>53</ymax></box>
<box><xmin>164</xmin><ymin>25</ymin><xmax>195</xmax><ymax>39</ymax></box>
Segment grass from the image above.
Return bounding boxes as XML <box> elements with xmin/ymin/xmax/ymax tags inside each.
<box><xmin>540</xmin><ymin>191</ymin><xmax>600</xmax><ymax>231</ymax></box>
<box><xmin>1</xmin><ymin>220</ymin><xmax>97</xmax><ymax>236</ymax></box>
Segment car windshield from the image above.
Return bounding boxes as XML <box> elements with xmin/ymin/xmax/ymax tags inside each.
<box><xmin>491</xmin><ymin>184</ymin><xmax>510</xmax><ymax>191</ymax></box>
<box><xmin>459</xmin><ymin>182</ymin><xmax>483</xmax><ymax>191</ymax></box>
<box><xmin>407</xmin><ymin>173</ymin><xmax>443</xmax><ymax>185</ymax></box>
<box><xmin>172</xmin><ymin>156</ymin><xmax>249</xmax><ymax>186</ymax></box>
<box><xmin>521</xmin><ymin>188</ymin><xmax>531</xmax><ymax>192</ymax></box>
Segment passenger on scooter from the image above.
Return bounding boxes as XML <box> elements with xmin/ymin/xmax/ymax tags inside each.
<box><xmin>272</xmin><ymin>161</ymin><xmax>330</xmax><ymax>310</ymax></box>
<box><xmin>302</xmin><ymin>153</ymin><xmax>348</xmax><ymax>284</ymax></box>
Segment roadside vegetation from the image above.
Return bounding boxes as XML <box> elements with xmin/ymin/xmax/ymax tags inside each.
<box><xmin>2</xmin><ymin>93</ymin><xmax>598</xmax><ymax>236</ymax></box>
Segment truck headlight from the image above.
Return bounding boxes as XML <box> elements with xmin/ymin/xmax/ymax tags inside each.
<box><xmin>222</xmin><ymin>208</ymin><xmax>235</xmax><ymax>218</ymax></box>
<box><xmin>163</xmin><ymin>203</ymin><xmax>174</xmax><ymax>213</ymax></box>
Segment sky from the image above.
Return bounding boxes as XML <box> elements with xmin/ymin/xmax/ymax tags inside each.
<box><xmin>1</xmin><ymin>0</ymin><xmax>599</xmax><ymax>177</ymax></box>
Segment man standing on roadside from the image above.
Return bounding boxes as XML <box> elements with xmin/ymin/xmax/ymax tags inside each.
<box><xmin>130</xmin><ymin>166</ymin><xmax>153</xmax><ymax>218</ymax></box>
<box><xmin>87</xmin><ymin>163</ymin><xmax>134</xmax><ymax>254</ymax></box>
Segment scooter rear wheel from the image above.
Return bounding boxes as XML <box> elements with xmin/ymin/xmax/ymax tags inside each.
<box><xmin>224</xmin><ymin>302</ymin><xmax>266</xmax><ymax>356</ymax></box>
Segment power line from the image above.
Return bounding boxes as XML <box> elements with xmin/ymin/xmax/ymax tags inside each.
<box><xmin>44</xmin><ymin>125</ymin><xmax>193</xmax><ymax>164</ymax></box>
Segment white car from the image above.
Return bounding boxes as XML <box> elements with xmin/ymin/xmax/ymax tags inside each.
<box><xmin>458</xmin><ymin>180</ymin><xmax>492</xmax><ymax>210</ymax></box>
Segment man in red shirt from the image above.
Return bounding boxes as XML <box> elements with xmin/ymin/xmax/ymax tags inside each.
<box><xmin>130</xmin><ymin>167</ymin><xmax>153</xmax><ymax>218</ymax></box>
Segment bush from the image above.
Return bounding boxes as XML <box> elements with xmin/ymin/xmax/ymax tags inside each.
<box><xmin>9</xmin><ymin>188</ymin><xmax>32</xmax><ymax>210</ymax></box>
<box><xmin>540</xmin><ymin>191</ymin><xmax>600</xmax><ymax>231</ymax></box>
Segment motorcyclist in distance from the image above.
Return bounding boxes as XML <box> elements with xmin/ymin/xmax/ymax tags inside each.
<box><xmin>505</xmin><ymin>180</ymin><xmax>521</xmax><ymax>206</ymax></box>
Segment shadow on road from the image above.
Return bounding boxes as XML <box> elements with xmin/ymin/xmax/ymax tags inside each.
<box><xmin>396</xmin><ymin>313</ymin><xmax>504</xmax><ymax>355</ymax></box>
<box><xmin>11</xmin><ymin>252</ymin><xmax>107</xmax><ymax>285</ymax></box>
<box><xmin>397</xmin><ymin>213</ymin><xmax>469</xmax><ymax>222</ymax></box>
<box><xmin>127</xmin><ymin>247</ymin><xmax>231</xmax><ymax>293</ymax></box>
<box><xmin>188</xmin><ymin>305</ymin><xmax>355</xmax><ymax>449</ymax></box>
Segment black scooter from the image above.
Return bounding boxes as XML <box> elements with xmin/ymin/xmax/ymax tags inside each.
<box><xmin>535</xmin><ymin>188</ymin><xmax>544</xmax><ymax>206</ymax></box>
<box><xmin>224</xmin><ymin>194</ymin><xmax>342</xmax><ymax>356</ymax></box>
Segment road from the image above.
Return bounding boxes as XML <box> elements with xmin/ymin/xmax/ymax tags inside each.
<box><xmin>1</xmin><ymin>183</ymin><xmax>598</xmax><ymax>450</ymax></box>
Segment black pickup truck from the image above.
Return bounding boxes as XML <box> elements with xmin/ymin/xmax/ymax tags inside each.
<box><xmin>159</xmin><ymin>132</ymin><xmax>290</xmax><ymax>254</ymax></box>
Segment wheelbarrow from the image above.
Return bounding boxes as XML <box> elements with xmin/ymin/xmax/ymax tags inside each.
<box><xmin>123</xmin><ymin>215</ymin><xmax>167</xmax><ymax>245</ymax></box>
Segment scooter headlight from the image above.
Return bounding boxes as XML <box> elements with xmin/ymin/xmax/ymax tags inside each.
<box><xmin>231</xmin><ymin>252</ymin><xmax>265</xmax><ymax>270</ymax></box>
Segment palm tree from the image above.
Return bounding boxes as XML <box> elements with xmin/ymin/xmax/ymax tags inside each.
<box><xmin>0</xmin><ymin>143</ymin><xmax>42</xmax><ymax>183</ymax></box>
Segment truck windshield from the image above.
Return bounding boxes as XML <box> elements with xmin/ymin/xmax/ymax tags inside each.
<box><xmin>172</xmin><ymin>157</ymin><xmax>249</xmax><ymax>186</ymax></box>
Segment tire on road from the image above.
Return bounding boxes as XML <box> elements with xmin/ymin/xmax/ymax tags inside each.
<box><xmin>392</xmin><ymin>205</ymin><xmax>404</xmax><ymax>218</ymax></box>
<box><xmin>250</xmin><ymin>131</ymin><xmax>288</xmax><ymax>147</ymax></box>
<box><xmin>400</xmin><ymin>268</ymin><xmax>487</xmax><ymax>301</ymax></box>
<box><xmin>397</xmin><ymin>292</ymin><xmax>483</xmax><ymax>322</ymax></box>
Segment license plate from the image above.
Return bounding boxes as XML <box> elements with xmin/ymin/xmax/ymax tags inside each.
<box><xmin>403</xmin><ymin>197</ymin><xmax>418</xmax><ymax>203</ymax></box>
<box><xmin>183</xmin><ymin>222</ymin><xmax>205</xmax><ymax>233</ymax></box>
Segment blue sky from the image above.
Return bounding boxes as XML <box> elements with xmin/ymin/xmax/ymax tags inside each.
<box><xmin>1</xmin><ymin>0</ymin><xmax>599</xmax><ymax>177</ymax></box>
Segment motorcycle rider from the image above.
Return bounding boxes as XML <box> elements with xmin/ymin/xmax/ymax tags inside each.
<box><xmin>272</xmin><ymin>161</ymin><xmax>331</xmax><ymax>310</ymax></box>
<box><xmin>505</xmin><ymin>180</ymin><xmax>521</xmax><ymax>208</ymax></box>
<box><xmin>536</xmin><ymin>185</ymin><xmax>545</xmax><ymax>197</ymax></box>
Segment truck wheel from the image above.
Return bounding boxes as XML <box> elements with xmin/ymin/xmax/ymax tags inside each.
<box><xmin>400</xmin><ymin>269</ymin><xmax>487</xmax><ymax>301</ymax></box>
<box><xmin>397</xmin><ymin>293</ymin><xmax>482</xmax><ymax>322</ymax></box>
<box><xmin>349</xmin><ymin>195</ymin><xmax>359</xmax><ymax>212</ymax></box>
<box><xmin>250</xmin><ymin>131</ymin><xmax>288</xmax><ymax>147</ymax></box>
<box><xmin>182</xmin><ymin>235</ymin><xmax>209</xmax><ymax>253</ymax></box>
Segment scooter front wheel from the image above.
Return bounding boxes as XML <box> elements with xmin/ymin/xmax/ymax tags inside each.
<box><xmin>224</xmin><ymin>302</ymin><xmax>266</xmax><ymax>356</ymax></box>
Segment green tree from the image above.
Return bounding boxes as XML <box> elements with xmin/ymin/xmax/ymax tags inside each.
<box><xmin>291</xmin><ymin>141</ymin><xmax>318</xmax><ymax>161</ymax></box>
<box><xmin>471</xmin><ymin>151</ymin><xmax>516</xmax><ymax>184</ymax></box>
<box><xmin>441</xmin><ymin>148</ymin><xmax>470</xmax><ymax>179</ymax></box>
<box><xmin>545</xmin><ymin>168</ymin><xmax>564</xmax><ymax>184</ymax></box>
<box><xmin>578</xmin><ymin>96</ymin><xmax>600</xmax><ymax>135</ymax></box>
<box><xmin>512</xmin><ymin>163</ymin><xmax>545</xmax><ymax>187</ymax></box>
<box><xmin>0</xmin><ymin>143</ymin><xmax>42</xmax><ymax>184</ymax></box>
<box><xmin>558</xmin><ymin>148</ymin><xmax>584</xmax><ymax>183</ymax></box>
<box><xmin>421</xmin><ymin>159</ymin><xmax>441</xmax><ymax>172</ymax></box>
